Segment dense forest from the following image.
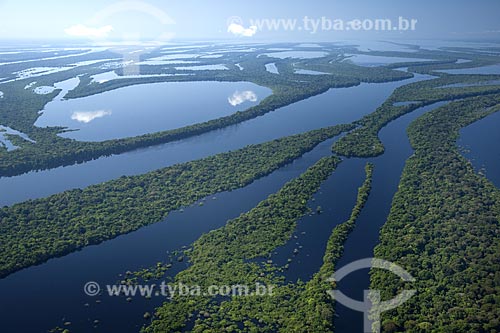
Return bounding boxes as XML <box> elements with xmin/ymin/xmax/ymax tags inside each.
<box><xmin>0</xmin><ymin>47</ymin><xmax>414</xmax><ymax>177</ymax></box>
<box><xmin>142</xmin><ymin>161</ymin><xmax>374</xmax><ymax>332</ymax></box>
<box><xmin>2</xmin><ymin>45</ymin><xmax>497</xmax><ymax>178</ymax></box>
<box><xmin>1</xmin><ymin>43</ymin><xmax>500</xmax><ymax>333</ymax></box>
<box><xmin>332</xmin><ymin>74</ymin><xmax>500</xmax><ymax>157</ymax></box>
<box><xmin>370</xmin><ymin>95</ymin><xmax>500</xmax><ymax>332</ymax></box>
<box><xmin>0</xmin><ymin>124</ymin><xmax>352</xmax><ymax>278</ymax></box>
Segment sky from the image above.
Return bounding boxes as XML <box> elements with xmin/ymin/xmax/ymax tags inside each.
<box><xmin>0</xmin><ymin>0</ymin><xmax>499</xmax><ymax>43</ymax></box>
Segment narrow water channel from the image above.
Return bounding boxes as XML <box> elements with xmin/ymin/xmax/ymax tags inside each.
<box><xmin>0</xmin><ymin>137</ymin><xmax>338</xmax><ymax>333</ymax></box>
<box><xmin>458</xmin><ymin>110</ymin><xmax>500</xmax><ymax>188</ymax></box>
<box><xmin>269</xmin><ymin>158</ymin><xmax>367</xmax><ymax>283</ymax></box>
<box><xmin>334</xmin><ymin>102</ymin><xmax>448</xmax><ymax>333</ymax></box>
<box><xmin>0</xmin><ymin>74</ymin><xmax>437</xmax><ymax>333</ymax></box>
<box><xmin>0</xmin><ymin>73</ymin><xmax>432</xmax><ymax>207</ymax></box>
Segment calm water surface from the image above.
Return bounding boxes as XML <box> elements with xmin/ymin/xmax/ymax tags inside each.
<box><xmin>458</xmin><ymin>110</ymin><xmax>500</xmax><ymax>188</ymax></box>
<box><xmin>0</xmin><ymin>73</ymin><xmax>432</xmax><ymax>207</ymax></box>
<box><xmin>35</xmin><ymin>81</ymin><xmax>270</xmax><ymax>141</ymax></box>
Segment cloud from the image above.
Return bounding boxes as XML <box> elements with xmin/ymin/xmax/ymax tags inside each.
<box><xmin>71</xmin><ymin>110</ymin><xmax>112</xmax><ymax>123</ymax></box>
<box><xmin>228</xmin><ymin>91</ymin><xmax>257</xmax><ymax>106</ymax></box>
<box><xmin>64</xmin><ymin>24</ymin><xmax>113</xmax><ymax>38</ymax></box>
<box><xmin>227</xmin><ymin>23</ymin><xmax>257</xmax><ymax>37</ymax></box>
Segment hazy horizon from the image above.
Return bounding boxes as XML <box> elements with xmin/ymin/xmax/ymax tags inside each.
<box><xmin>1</xmin><ymin>0</ymin><xmax>499</xmax><ymax>43</ymax></box>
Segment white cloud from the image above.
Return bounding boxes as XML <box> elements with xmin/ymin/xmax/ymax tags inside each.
<box><xmin>227</xmin><ymin>23</ymin><xmax>257</xmax><ymax>37</ymax></box>
<box><xmin>228</xmin><ymin>91</ymin><xmax>257</xmax><ymax>106</ymax></box>
<box><xmin>64</xmin><ymin>24</ymin><xmax>113</xmax><ymax>38</ymax></box>
<box><xmin>71</xmin><ymin>110</ymin><xmax>112</xmax><ymax>123</ymax></box>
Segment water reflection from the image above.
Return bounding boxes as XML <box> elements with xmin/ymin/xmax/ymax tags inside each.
<box><xmin>437</xmin><ymin>64</ymin><xmax>500</xmax><ymax>75</ymax></box>
<box><xmin>265</xmin><ymin>63</ymin><xmax>279</xmax><ymax>74</ymax></box>
<box><xmin>174</xmin><ymin>64</ymin><xmax>228</xmax><ymax>71</ymax></box>
<box><xmin>90</xmin><ymin>70</ymin><xmax>195</xmax><ymax>84</ymax></box>
<box><xmin>6</xmin><ymin>74</ymin><xmax>432</xmax><ymax>207</ymax></box>
<box><xmin>228</xmin><ymin>90</ymin><xmax>257</xmax><ymax>106</ymax></box>
<box><xmin>34</xmin><ymin>86</ymin><xmax>56</xmax><ymax>95</ymax></box>
<box><xmin>458</xmin><ymin>111</ymin><xmax>500</xmax><ymax>188</ymax></box>
<box><xmin>345</xmin><ymin>54</ymin><xmax>433</xmax><ymax>67</ymax></box>
<box><xmin>71</xmin><ymin>110</ymin><xmax>112</xmax><ymax>123</ymax></box>
<box><xmin>262</xmin><ymin>51</ymin><xmax>328</xmax><ymax>59</ymax></box>
<box><xmin>294</xmin><ymin>69</ymin><xmax>329</xmax><ymax>75</ymax></box>
<box><xmin>91</xmin><ymin>71</ymin><xmax>119</xmax><ymax>83</ymax></box>
<box><xmin>0</xmin><ymin>125</ymin><xmax>36</xmax><ymax>151</ymax></box>
<box><xmin>35</xmin><ymin>81</ymin><xmax>271</xmax><ymax>141</ymax></box>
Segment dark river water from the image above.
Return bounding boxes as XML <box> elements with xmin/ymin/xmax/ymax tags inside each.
<box><xmin>0</xmin><ymin>72</ymin><xmax>436</xmax><ymax>333</ymax></box>
<box><xmin>1</xmin><ymin>39</ymin><xmax>499</xmax><ymax>333</ymax></box>
<box><xmin>333</xmin><ymin>102</ymin><xmax>447</xmax><ymax>333</ymax></box>
<box><xmin>0</xmin><ymin>137</ymin><xmax>341</xmax><ymax>333</ymax></box>
<box><xmin>0</xmin><ymin>73</ymin><xmax>431</xmax><ymax>207</ymax></box>
<box><xmin>259</xmin><ymin>101</ymin><xmax>448</xmax><ymax>332</ymax></box>
<box><xmin>458</xmin><ymin>110</ymin><xmax>500</xmax><ymax>188</ymax></box>
<box><xmin>35</xmin><ymin>81</ymin><xmax>272</xmax><ymax>141</ymax></box>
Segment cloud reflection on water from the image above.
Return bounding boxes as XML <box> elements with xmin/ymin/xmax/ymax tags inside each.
<box><xmin>71</xmin><ymin>110</ymin><xmax>112</xmax><ymax>123</ymax></box>
<box><xmin>228</xmin><ymin>90</ymin><xmax>257</xmax><ymax>106</ymax></box>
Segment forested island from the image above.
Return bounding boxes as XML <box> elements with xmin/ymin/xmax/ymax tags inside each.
<box><xmin>370</xmin><ymin>95</ymin><xmax>500</xmax><ymax>332</ymax></box>
<box><xmin>0</xmin><ymin>40</ymin><xmax>499</xmax><ymax>333</ymax></box>
<box><xmin>0</xmin><ymin>124</ymin><xmax>352</xmax><ymax>278</ymax></box>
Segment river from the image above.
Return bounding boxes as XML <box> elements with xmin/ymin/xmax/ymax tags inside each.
<box><xmin>0</xmin><ymin>72</ymin><xmax>435</xmax><ymax>333</ymax></box>
<box><xmin>334</xmin><ymin>102</ymin><xmax>448</xmax><ymax>332</ymax></box>
<box><xmin>458</xmin><ymin>110</ymin><xmax>500</xmax><ymax>188</ymax></box>
<box><xmin>0</xmin><ymin>73</ymin><xmax>431</xmax><ymax>207</ymax></box>
<box><xmin>250</xmin><ymin>101</ymin><xmax>448</xmax><ymax>332</ymax></box>
<box><xmin>0</xmin><ymin>136</ymin><xmax>341</xmax><ymax>333</ymax></box>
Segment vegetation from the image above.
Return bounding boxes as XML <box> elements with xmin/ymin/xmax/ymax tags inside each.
<box><xmin>2</xmin><ymin>44</ymin><xmax>500</xmax><ymax>332</ymax></box>
<box><xmin>292</xmin><ymin>57</ymin><xmax>413</xmax><ymax>83</ymax></box>
<box><xmin>0</xmin><ymin>72</ymin><xmax>354</xmax><ymax>177</ymax></box>
<box><xmin>0</xmin><ymin>124</ymin><xmax>352</xmax><ymax>278</ymax></box>
<box><xmin>0</xmin><ymin>47</ymin><xmax>413</xmax><ymax>177</ymax></box>
<box><xmin>323</xmin><ymin>163</ymin><xmax>373</xmax><ymax>268</ymax></box>
<box><xmin>1</xmin><ymin>45</ymin><xmax>498</xmax><ymax>176</ymax></box>
<box><xmin>332</xmin><ymin>74</ymin><xmax>500</xmax><ymax>157</ymax></box>
<box><xmin>141</xmin><ymin>156</ymin><xmax>341</xmax><ymax>332</ymax></box>
<box><xmin>370</xmin><ymin>95</ymin><xmax>500</xmax><ymax>332</ymax></box>
<box><xmin>142</xmin><ymin>162</ymin><xmax>374</xmax><ymax>332</ymax></box>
